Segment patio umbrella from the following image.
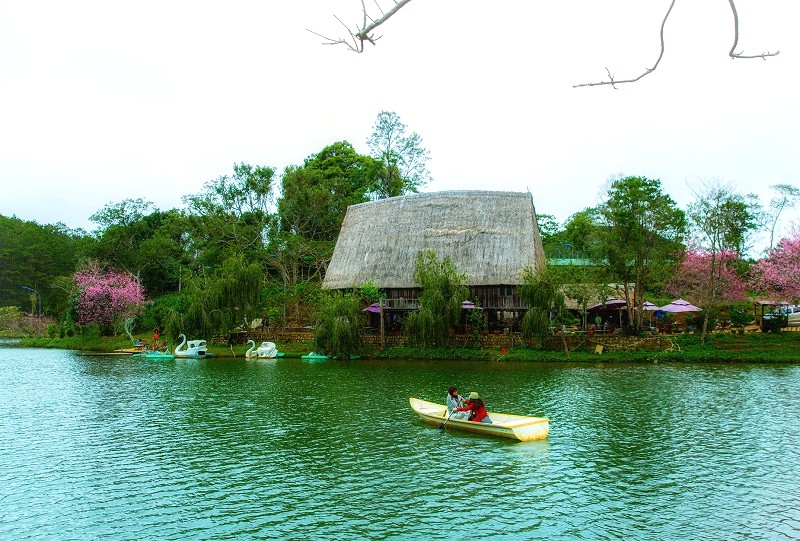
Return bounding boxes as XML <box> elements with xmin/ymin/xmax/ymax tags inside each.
<box><xmin>588</xmin><ymin>297</ymin><xmax>628</xmax><ymax>310</ymax></box>
<box><xmin>660</xmin><ymin>298</ymin><xmax>702</xmax><ymax>313</ymax></box>
<box><xmin>642</xmin><ymin>301</ymin><xmax>659</xmax><ymax>310</ymax></box>
<box><xmin>362</xmin><ymin>303</ymin><xmax>381</xmax><ymax>313</ymax></box>
<box><xmin>461</xmin><ymin>300</ymin><xmax>481</xmax><ymax>309</ymax></box>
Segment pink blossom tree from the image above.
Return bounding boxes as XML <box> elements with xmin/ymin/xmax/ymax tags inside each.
<box><xmin>666</xmin><ymin>247</ymin><xmax>747</xmax><ymax>305</ymax></box>
<box><xmin>73</xmin><ymin>262</ymin><xmax>145</xmax><ymax>332</ymax></box>
<box><xmin>750</xmin><ymin>229</ymin><xmax>800</xmax><ymax>302</ymax></box>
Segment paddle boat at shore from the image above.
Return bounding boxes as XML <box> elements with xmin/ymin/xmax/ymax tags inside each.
<box><xmin>132</xmin><ymin>349</ymin><xmax>175</xmax><ymax>361</ymax></box>
<box><xmin>174</xmin><ymin>334</ymin><xmax>213</xmax><ymax>358</ymax></box>
<box><xmin>245</xmin><ymin>340</ymin><xmax>284</xmax><ymax>359</ymax></box>
<box><xmin>409</xmin><ymin>397</ymin><xmax>549</xmax><ymax>442</ymax></box>
<box><xmin>300</xmin><ymin>351</ymin><xmax>330</xmax><ymax>361</ymax></box>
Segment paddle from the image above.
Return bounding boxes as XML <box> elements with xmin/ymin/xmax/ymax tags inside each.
<box><xmin>439</xmin><ymin>410</ymin><xmax>452</xmax><ymax>431</ymax></box>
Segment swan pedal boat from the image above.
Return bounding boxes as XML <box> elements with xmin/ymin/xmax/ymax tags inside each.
<box><xmin>174</xmin><ymin>335</ymin><xmax>213</xmax><ymax>358</ymax></box>
<box><xmin>245</xmin><ymin>341</ymin><xmax>284</xmax><ymax>359</ymax></box>
<box><xmin>409</xmin><ymin>397</ymin><xmax>549</xmax><ymax>442</ymax></box>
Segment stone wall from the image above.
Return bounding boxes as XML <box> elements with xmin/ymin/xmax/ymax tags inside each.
<box><xmin>219</xmin><ymin>329</ymin><xmax>670</xmax><ymax>353</ymax></box>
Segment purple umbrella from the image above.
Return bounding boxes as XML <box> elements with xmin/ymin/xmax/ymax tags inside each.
<box><xmin>588</xmin><ymin>297</ymin><xmax>628</xmax><ymax>310</ymax></box>
<box><xmin>461</xmin><ymin>300</ymin><xmax>481</xmax><ymax>309</ymax></box>
<box><xmin>362</xmin><ymin>303</ymin><xmax>381</xmax><ymax>313</ymax></box>
<box><xmin>660</xmin><ymin>298</ymin><xmax>702</xmax><ymax>313</ymax></box>
<box><xmin>642</xmin><ymin>302</ymin><xmax>660</xmax><ymax>310</ymax></box>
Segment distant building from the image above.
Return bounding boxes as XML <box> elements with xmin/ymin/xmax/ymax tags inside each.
<box><xmin>323</xmin><ymin>190</ymin><xmax>547</xmax><ymax>328</ymax></box>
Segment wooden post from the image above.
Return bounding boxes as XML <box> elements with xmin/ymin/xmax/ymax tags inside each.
<box><xmin>379</xmin><ymin>298</ymin><xmax>386</xmax><ymax>349</ymax></box>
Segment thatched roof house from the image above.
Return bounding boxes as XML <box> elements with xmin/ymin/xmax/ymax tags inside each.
<box><xmin>323</xmin><ymin>191</ymin><xmax>546</xmax><ymax>313</ymax></box>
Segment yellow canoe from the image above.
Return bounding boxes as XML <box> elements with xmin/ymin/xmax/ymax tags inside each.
<box><xmin>409</xmin><ymin>397</ymin><xmax>549</xmax><ymax>442</ymax></box>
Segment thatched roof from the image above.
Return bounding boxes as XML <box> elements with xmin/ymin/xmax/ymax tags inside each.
<box><xmin>323</xmin><ymin>190</ymin><xmax>547</xmax><ymax>290</ymax></box>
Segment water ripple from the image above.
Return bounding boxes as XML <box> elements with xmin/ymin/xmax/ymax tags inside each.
<box><xmin>1</xmin><ymin>350</ymin><xmax>799</xmax><ymax>540</ymax></box>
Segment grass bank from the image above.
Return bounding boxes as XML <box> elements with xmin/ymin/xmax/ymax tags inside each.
<box><xmin>11</xmin><ymin>331</ymin><xmax>800</xmax><ymax>363</ymax></box>
<box><xmin>371</xmin><ymin>332</ymin><xmax>800</xmax><ymax>363</ymax></box>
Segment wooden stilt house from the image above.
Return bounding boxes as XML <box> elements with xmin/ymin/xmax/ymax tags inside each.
<box><xmin>323</xmin><ymin>190</ymin><xmax>547</xmax><ymax>332</ymax></box>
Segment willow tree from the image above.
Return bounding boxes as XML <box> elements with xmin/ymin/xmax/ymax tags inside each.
<box><xmin>313</xmin><ymin>292</ymin><xmax>364</xmax><ymax>360</ymax></box>
<box><xmin>518</xmin><ymin>267</ymin><xmax>565</xmax><ymax>349</ymax></box>
<box><xmin>404</xmin><ymin>251</ymin><xmax>468</xmax><ymax>349</ymax></box>
<box><xmin>162</xmin><ymin>254</ymin><xmax>262</xmax><ymax>339</ymax></box>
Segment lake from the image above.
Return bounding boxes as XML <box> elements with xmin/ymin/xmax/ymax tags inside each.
<box><xmin>1</xmin><ymin>346</ymin><xmax>799</xmax><ymax>540</ymax></box>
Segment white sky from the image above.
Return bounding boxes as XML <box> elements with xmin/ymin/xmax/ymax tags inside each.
<box><xmin>1</xmin><ymin>0</ymin><xmax>798</xmax><ymax>251</ymax></box>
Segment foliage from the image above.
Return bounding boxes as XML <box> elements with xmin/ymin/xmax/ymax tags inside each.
<box><xmin>72</xmin><ymin>262</ymin><xmax>145</xmax><ymax>333</ymax></box>
<box><xmin>279</xmin><ymin>142</ymin><xmax>379</xmax><ymax>242</ymax></box>
<box><xmin>163</xmin><ymin>254</ymin><xmax>263</xmax><ymax>338</ymax></box>
<box><xmin>687</xmin><ymin>182</ymin><xmax>757</xmax><ymax>257</ymax></box>
<box><xmin>358</xmin><ymin>281</ymin><xmax>385</xmax><ymax>304</ymax></box>
<box><xmin>90</xmin><ymin>208</ymin><xmax>192</xmax><ymax>297</ymax></box>
<box><xmin>729</xmin><ymin>307</ymin><xmax>751</xmax><ymax>328</ymax></box>
<box><xmin>563</xmin><ymin>282</ymin><xmax>612</xmax><ymax>329</ymax></box>
<box><xmin>596</xmin><ymin>176</ymin><xmax>686</xmax><ymax>332</ymax></box>
<box><xmin>313</xmin><ymin>292</ymin><xmax>364</xmax><ymax>359</ymax></box>
<box><xmin>183</xmin><ymin>163</ymin><xmax>277</xmax><ymax>266</ymax></box>
<box><xmin>0</xmin><ymin>306</ymin><xmax>23</xmax><ymax>336</ymax></box>
<box><xmin>90</xmin><ymin>198</ymin><xmax>155</xmax><ymax>230</ymax></box>
<box><xmin>0</xmin><ymin>215</ymin><xmax>94</xmax><ymax>316</ymax></box>
<box><xmin>366</xmin><ymin>111</ymin><xmax>430</xmax><ymax>198</ymax></box>
<box><xmin>666</xmin><ymin>248</ymin><xmax>746</xmax><ymax>304</ymax></box>
<box><xmin>404</xmin><ymin>251</ymin><xmax>469</xmax><ymax>348</ymax></box>
<box><xmin>518</xmin><ymin>267</ymin><xmax>565</xmax><ymax>347</ymax></box>
<box><xmin>563</xmin><ymin>208</ymin><xmax>601</xmax><ymax>258</ymax></box>
<box><xmin>749</xmin><ymin>228</ymin><xmax>800</xmax><ymax>302</ymax></box>
<box><xmin>685</xmin><ymin>182</ymin><xmax>757</xmax><ymax>341</ymax></box>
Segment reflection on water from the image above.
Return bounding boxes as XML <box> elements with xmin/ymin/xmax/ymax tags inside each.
<box><xmin>1</xmin><ymin>348</ymin><xmax>799</xmax><ymax>540</ymax></box>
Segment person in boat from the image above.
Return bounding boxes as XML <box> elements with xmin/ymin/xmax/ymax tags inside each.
<box><xmin>454</xmin><ymin>391</ymin><xmax>492</xmax><ymax>423</ymax></box>
<box><xmin>446</xmin><ymin>386</ymin><xmax>471</xmax><ymax>420</ymax></box>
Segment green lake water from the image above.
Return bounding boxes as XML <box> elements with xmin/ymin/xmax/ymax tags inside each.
<box><xmin>1</xmin><ymin>346</ymin><xmax>799</xmax><ymax>540</ymax></box>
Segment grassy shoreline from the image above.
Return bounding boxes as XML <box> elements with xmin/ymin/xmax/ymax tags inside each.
<box><xmin>8</xmin><ymin>332</ymin><xmax>800</xmax><ymax>363</ymax></box>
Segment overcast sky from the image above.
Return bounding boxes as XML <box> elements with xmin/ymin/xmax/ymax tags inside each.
<box><xmin>1</xmin><ymin>0</ymin><xmax>798</xmax><ymax>252</ymax></box>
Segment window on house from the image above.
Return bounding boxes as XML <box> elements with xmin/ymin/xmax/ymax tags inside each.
<box><xmin>499</xmin><ymin>285</ymin><xmax>514</xmax><ymax>297</ymax></box>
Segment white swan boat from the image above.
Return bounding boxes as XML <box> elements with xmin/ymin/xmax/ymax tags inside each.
<box><xmin>174</xmin><ymin>334</ymin><xmax>213</xmax><ymax>358</ymax></box>
<box><xmin>245</xmin><ymin>340</ymin><xmax>284</xmax><ymax>359</ymax></box>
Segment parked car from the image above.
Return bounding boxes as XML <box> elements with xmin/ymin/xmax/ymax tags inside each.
<box><xmin>761</xmin><ymin>305</ymin><xmax>800</xmax><ymax>331</ymax></box>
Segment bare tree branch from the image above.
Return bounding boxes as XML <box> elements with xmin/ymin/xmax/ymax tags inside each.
<box><xmin>576</xmin><ymin>0</ymin><xmax>780</xmax><ymax>89</ymax></box>
<box><xmin>308</xmin><ymin>0</ymin><xmax>414</xmax><ymax>53</ymax></box>
<box><xmin>574</xmin><ymin>0</ymin><xmax>677</xmax><ymax>89</ymax></box>
<box><xmin>726</xmin><ymin>0</ymin><xmax>780</xmax><ymax>60</ymax></box>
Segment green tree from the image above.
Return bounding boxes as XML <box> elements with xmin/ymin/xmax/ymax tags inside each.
<box><xmin>90</xmin><ymin>198</ymin><xmax>155</xmax><ymax>230</ymax></box>
<box><xmin>563</xmin><ymin>208</ymin><xmax>601</xmax><ymax>258</ymax></box>
<box><xmin>279</xmin><ymin>141</ymin><xmax>379</xmax><ymax>241</ymax></box>
<box><xmin>184</xmin><ymin>163</ymin><xmax>277</xmax><ymax>266</ymax></box>
<box><xmin>597</xmin><ymin>176</ymin><xmax>686</xmax><ymax>333</ymax></box>
<box><xmin>91</xmin><ymin>208</ymin><xmax>192</xmax><ymax>297</ymax></box>
<box><xmin>274</xmin><ymin>142</ymin><xmax>380</xmax><ymax>326</ymax></box>
<box><xmin>404</xmin><ymin>251</ymin><xmax>469</xmax><ymax>348</ymax></box>
<box><xmin>366</xmin><ymin>111</ymin><xmax>430</xmax><ymax>198</ymax></box>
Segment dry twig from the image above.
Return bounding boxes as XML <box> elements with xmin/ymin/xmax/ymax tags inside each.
<box><xmin>575</xmin><ymin>0</ymin><xmax>779</xmax><ymax>88</ymax></box>
<box><xmin>307</xmin><ymin>0</ymin><xmax>414</xmax><ymax>53</ymax></box>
